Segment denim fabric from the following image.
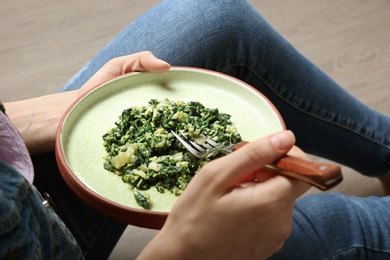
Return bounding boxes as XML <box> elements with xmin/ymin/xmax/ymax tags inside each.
<box><xmin>58</xmin><ymin>0</ymin><xmax>390</xmax><ymax>258</ymax></box>
<box><xmin>0</xmin><ymin>160</ymin><xmax>83</xmax><ymax>259</ymax></box>
<box><xmin>0</xmin><ymin>106</ymin><xmax>125</xmax><ymax>258</ymax></box>
<box><xmin>61</xmin><ymin>0</ymin><xmax>389</xmax><ymax>178</ymax></box>
<box><xmin>271</xmin><ymin>193</ymin><xmax>390</xmax><ymax>259</ymax></box>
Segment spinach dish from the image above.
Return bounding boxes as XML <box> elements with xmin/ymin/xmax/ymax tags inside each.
<box><xmin>102</xmin><ymin>98</ymin><xmax>242</xmax><ymax>209</ymax></box>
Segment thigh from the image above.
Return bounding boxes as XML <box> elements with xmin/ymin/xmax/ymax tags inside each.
<box><xmin>271</xmin><ymin>193</ymin><xmax>390</xmax><ymax>259</ymax></box>
<box><xmin>60</xmin><ymin>0</ymin><xmax>261</xmax><ymax>91</ymax></box>
<box><xmin>60</xmin><ymin>0</ymin><xmax>390</xmax><ymax>177</ymax></box>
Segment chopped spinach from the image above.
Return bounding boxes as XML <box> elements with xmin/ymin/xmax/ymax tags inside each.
<box><xmin>102</xmin><ymin>98</ymin><xmax>242</xmax><ymax>209</ymax></box>
<box><xmin>133</xmin><ymin>189</ymin><xmax>152</xmax><ymax>210</ymax></box>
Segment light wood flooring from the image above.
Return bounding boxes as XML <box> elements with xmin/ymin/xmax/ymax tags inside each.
<box><xmin>1</xmin><ymin>0</ymin><xmax>389</xmax><ymax>259</ymax></box>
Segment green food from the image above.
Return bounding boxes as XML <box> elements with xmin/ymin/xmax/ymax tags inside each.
<box><xmin>133</xmin><ymin>189</ymin><xmax>152</xmax><ymax>210</ymax></box>
<box><xmin>102</xmin><ymin>98</ymin><xmax>242</xmax><ymax>209</ymax></box>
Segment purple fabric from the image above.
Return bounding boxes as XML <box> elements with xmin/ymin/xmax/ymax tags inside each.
<box><xmin>0</xmin><ymin>112</ymin><xmax>34</xmax><ymax>182</ymax></box>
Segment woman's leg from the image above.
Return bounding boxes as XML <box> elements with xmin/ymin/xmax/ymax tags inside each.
<box><xmin>61</xmin><ymin>0</ymin><xmax>389</xmax><ymax>177</ymax></box>
<box><xmin>56</xmin><ymin>0</ymin><xmax>390</xmax><ymax>258</ymax></box>
<box><xmin>271</xmin><ymin>193</ymin><xmax>390</xmax><ymax>259</ymax></box>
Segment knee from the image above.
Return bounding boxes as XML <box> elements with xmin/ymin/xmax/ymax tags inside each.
<box><xmin>169</xmin><ymin>0</ymin><xmax>264</xmax><ymax>33</ymax></box>
<box><xmin>270</xmin><ymin>193</ymin><xmax>352</xmax><ymax>258</ymax></box>
<box><xmin>294</xmin><ymin>193</ymin><xmax>349</xmax><ymax>224</ymax></box>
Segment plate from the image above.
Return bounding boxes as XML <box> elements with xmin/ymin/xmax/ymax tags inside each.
<box><xmin>55</xmin><ymin>67</ymin><xmax>285</xmax><ymax>229</ymax></box>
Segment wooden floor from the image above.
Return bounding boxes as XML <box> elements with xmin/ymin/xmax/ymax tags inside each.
<box><xmin>1</xmin><ymin>0</ymin><xmax>389</xmax><ymax>259</ymax></box>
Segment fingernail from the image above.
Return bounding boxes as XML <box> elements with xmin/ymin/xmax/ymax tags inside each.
<box><xmin>270</xmin><ymin>131</ymin><xmax>294</xmax><ymax>151</ymax></box>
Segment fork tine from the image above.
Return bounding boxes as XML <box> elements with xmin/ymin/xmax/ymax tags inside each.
<box><xmin>198</xmin><ymin>135</ymin><xmax>226</xmax><ymax>158</ymax></box>
<box><xmin>171</xmin><ymin>131</ymin><xmax>199</xmax><ymax>155</ymax></box>
<box><xmin>171</xmin><ymin>130</ymin><xmax>208</xmax><ymax>158</ymax></box>
<box><xmin>189</xmin><ymin>139</ymin><xmax>209</xmax><ymax>151</ymax></box>
<box><xmin>171</xmin><ymin>130</ymin><xmax>224</xmax><ymax>159</ymax></box>
<box><xmin>178</xmin><ymin>132</ymin><xmax>213</xmax><ymax>152</ymax></box>
<box><xmin>200</xmin><ymin>134</ymin><xmax>220</xmax><ymax>147</ymax></box>
<box><xmin>186</xmin><ymin>133</ymin><xmax>223</xmax><ymax>152</ymax></box>
<box><xmin>189</xmin><ymin>139</ymin><xmax>219</xmax><ymax>151</ymax></box>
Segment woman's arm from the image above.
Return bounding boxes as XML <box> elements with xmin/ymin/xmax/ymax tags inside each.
<box><xmin>4</xmin><ymin>91</ymin><xmax>78</xmax><ymax>154</ymax></box>
<box><xmin>4</xmin><ymin>52</ymin><xmax>170</xmax><ymax>154</ymax></box>
<box><xmin>138</xmin><ymin>131</ymin><xmax>310</xmax><ymax>260</ymax></box>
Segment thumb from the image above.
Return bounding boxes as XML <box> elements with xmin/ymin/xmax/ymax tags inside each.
<box><xmin>79</xmin><ymin>51</ymin><xmax>170</xmax><ymax>95</ymax></box>
<box><xmin>131</xmin><ymin>51</ymin><xmax>171</xmax><ymax>73</ymax></box>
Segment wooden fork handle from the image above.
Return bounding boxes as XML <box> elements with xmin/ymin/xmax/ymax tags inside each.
<box><xmin>268</xmin><ymin>155</ymin><xmax>342</xmax><ymax>190</ymax></box>
<box><xmin>232</xmin><ymin>141</ymin><xmax>343</xmax><ymax>190</ymax></box>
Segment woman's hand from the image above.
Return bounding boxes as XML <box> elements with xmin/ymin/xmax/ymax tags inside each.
<box><xmin>138</xmin><ymin>131</ymin><xmax>311</xmax><ymax>260</ymax></box>
<box><xmin>77</xmin><ymin>51</ymin><xmax>170</xmax><ymax>97</ymax></box>
<box><xmin>5</xmin><ymin>51</ymin><xmax>170</xmax><ymax>154</ymax></box>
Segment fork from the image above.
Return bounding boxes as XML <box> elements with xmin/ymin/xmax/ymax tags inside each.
<box><xmin>171</xmin><ymin>131</ymin><xmax>230</xmax><ymax>159</ymax></box>
<box><xmin>171</xmin><ymin>130</ymin><xmax>343</xmax><ymax>190</ymax></box>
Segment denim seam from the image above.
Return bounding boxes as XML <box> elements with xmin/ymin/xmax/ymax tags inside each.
<box><xmin>26</xmin><ymin>194</ymin><xmax>43</xmax><ymax>259</ymax></box>
<box><xmin>331</xmin><ymin>246</ymin><xmax>390</xmax><ymax>259</ymax></box>
<box><xmin>31</xmin><ymin>185</ymin><xmax>84</xmax><ymax>258</ymax></box>
<box><xmin>250</xmin><ymin>65</ymin><xmax>390</xmax><ymax>176</ymax></box>
<box><xmin>294</xmin><ymin>202</ymin><xmax>330</xmax><ymax>255</ymax></box>
<box><xmin>335</xmin><ymin>197</ymin><xmax>390</xmax><ymax>257</ymax></box>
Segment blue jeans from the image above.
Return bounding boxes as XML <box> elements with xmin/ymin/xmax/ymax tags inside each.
<box><xmin>0</xmin><ymin>160</ymin><xmax>83</xmax><ymax>259</ymax></box>
<box><xmin>63</xmin><ymin>0</ymin><xmax>390</xmax><ymax>177</ymax></box>
<box><xmin>42</xmin><ymin>0</ymin><xmax>390</xmax><ymax>258</ymax></box>
<box><xmin>272</xmin><ymin>193</ymin><xmax>390</xmax><ymax>259</ymax></box>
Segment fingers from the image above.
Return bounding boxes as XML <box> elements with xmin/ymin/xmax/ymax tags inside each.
<box><xmin>129</xmin><ymin>51</ymin><xmax>171</xmax><ymax>73</ymax></box>
<box><xmin>106</xmin><ymin>51</ymin><xmax>171</xmax><ymax>75</ymax></box>
<box><xmin>287</xmin><ymin>146</ymin><xmax>310</xmax><ymax>160</ymax></box>
<box><xmin>199</xmin><ymin>131</ymin><xmax>296</xmax><ymax>191</ymax></box>
<box><xmin>79</xmin><ymin>51</ymin><xmax>170</xmax><ymax>95</ymax></box>
<box><xmin>253</xmin><ymin>146</ymin><xmax>310</xmax><ymax>182</ymax></box>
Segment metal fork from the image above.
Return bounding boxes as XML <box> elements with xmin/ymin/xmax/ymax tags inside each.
<box><xmin>171</xmin><ymin>130</ymin><xmax>343</xmax><ymax>190</ymax></box>
<box><xmin>171</xmin><ymin>130</ymin><xmax>229</xmax><ymax>159</ymax></box>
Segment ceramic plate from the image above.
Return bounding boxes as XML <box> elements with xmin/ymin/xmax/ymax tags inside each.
<box><xmin>56</xmin><ymin>67</ymin><xmax>285</xmax><ymax>229</ymax></box>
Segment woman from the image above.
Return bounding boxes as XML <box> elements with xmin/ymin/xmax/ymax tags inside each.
<box><xmin>2</xmin><ymin>0</ymin><xmax>389</xmax><ymax>259</ymax></box>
